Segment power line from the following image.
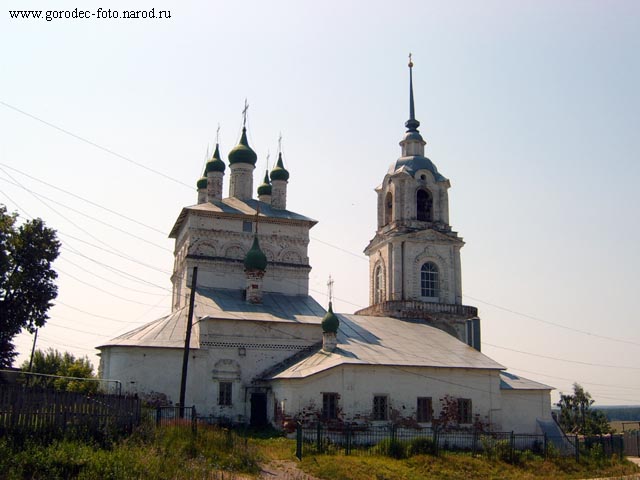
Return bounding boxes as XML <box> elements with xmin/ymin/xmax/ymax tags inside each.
<box><xmin>0</xmin><ymin>175</ymin><xmax>171</xmax><ymax>252</ymax></box>
<box><xmin>59</xmin><ymin>256</ymin><xmax>168</xmax><ymax>296</ymax></box>
<box><xmin>1</xmin><ymin>166</ymin><xmax>171</xmax><ymax>275</ymax></box>
<box><xmin>0</xmin><ymin>162</ymin><xmax>167</xmax><ymax>235</ymax></box>
<box><xmin>0</xmin><ymin>101</ymin><xmax>193</xmax><ymax>190</ymax></box>
<box><xmin>62</xmin><ymin>246</ymin><xmax>171</xmax><ymax>292</ymax></box>
<box><xmin>483</xmin><ymin>342</ymin><xmax>640</xmax><ymax>371</ymax></box>
<box><xmin>57</xmin><ymin>267</ymin><xmax>168</xmax><ymax>307</ymax></box>
<box><xmin>464</xmin><ymin>293</ymin><xmax>640</xmax><ymax>348</ymax></box>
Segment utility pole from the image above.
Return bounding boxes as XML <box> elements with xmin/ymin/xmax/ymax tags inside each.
<box><xmin>179</xmin><ymin>266</ymin><xmax>198</xmax><ymax>418</ymax></box>
<box><xmin>25</xmin><ymin>328</ymin><xmax>38</xmax><ymax>387</ymax></box>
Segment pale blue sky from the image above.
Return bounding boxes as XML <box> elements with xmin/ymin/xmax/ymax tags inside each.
<box><xmin>1</xmin><ymin>0</ymin><xmax>639</xmax><ymax>405</ymax></box>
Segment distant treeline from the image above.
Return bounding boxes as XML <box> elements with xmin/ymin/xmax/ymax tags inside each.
<box><xmin>595</xmin><ymin>406</ymin><xmax>640</xmax><ymax>421</ymax></box>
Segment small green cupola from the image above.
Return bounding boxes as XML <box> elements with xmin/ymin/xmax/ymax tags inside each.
<box><xmin>257</xmin><ymin>170</ymin><xmax>272</xmax><ymax>196</ymax></box>
<box><xmin>244</xmin><ymin>235</ymin><xmax>267</xmax><ymax>271</ymax></box>
<box><xmin>321</xmin><ymin>302</ymin><xmax>339</xmax><ymax>333</ymax></box>
<box><xmin>270</xmin><ymin>152</ymin><xmax>290</xmax><ymax>181</ymax></box>
<box><xmin>206</xmin><ymin>144</ymin><xmax>226</xmax><ymax>173</ymax></box>
<box><xmin>196</xmin><ymin>170</ymin><xmax>208</xmax><ymax>190</ymax></box>
<box><xmin>229</xmin><ymin>127</ymin><xmax>258</xmax><ymax>166</ymax></box>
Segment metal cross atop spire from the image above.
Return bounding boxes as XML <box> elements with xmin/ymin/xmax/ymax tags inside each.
<box><xmin>266</xmin><ymin>151</ymin><xmax>271</xmax><ymax>168</ymax></box>
<box><xmin>278</xmin><ymin>132</ymin><xmax>283</xmax><ymax>154</ymax></box>
<box><xmin>327</xmin><ymin>275</ymin><xmax>334</xmax><ymax>303</ymax></box>
<box><xmin>242</xmin><ymin>99</ymin><xmax>249</xmax><ymax>128</ymax></box>
<box><xmin>216</xmin><ymin>124</ymin><xmax>221</xmax><ymax>144</ymax></box>
<box><xmin>405</xmin><ymin>53</ymin><xmax>420</xmax><ymax>132</ymax></box>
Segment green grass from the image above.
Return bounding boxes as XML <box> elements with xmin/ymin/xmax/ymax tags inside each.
<box><xmin>295</xmin><ymin>450</ymin><xmax>640</xmax><ymax>480</ymax></box>
<box><xmin>0</xmin><ymin>422</ymin><xmax>261</xmax><ymax>480</ymax></box>
<box><xmin>1</xmin><ymin>424</ymin><xmax>638</xmax><ymax>480</ymax></box>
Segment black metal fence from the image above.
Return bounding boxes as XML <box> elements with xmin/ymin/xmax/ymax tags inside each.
<box><xmin>144</xmin><ymin>405</ymin><xmax>198</xmax><ymax>433</ymax></box>
<box><xmin>295</xmin><ymin>423</ymin><xmax>628</xmax><ymax>461</ymax></box>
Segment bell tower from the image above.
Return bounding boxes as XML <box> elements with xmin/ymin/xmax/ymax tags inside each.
<box><xmin>357</xmin><ymin>57</ymin><xmax>480</xmax><ymax>348</ymax></box>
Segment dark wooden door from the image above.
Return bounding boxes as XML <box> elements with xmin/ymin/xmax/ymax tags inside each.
<box><xmin>250</xmin><ymin>392</ymin><xmax>267</xmax><ymax>427</ymax></box>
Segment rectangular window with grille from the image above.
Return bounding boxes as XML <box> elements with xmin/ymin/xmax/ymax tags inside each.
<box><xmin>322</xmin><ymin>393</ymin><xmax>338</xmax><ymax>420</ymax></box>
<box><xmin>417</xmin><ymin>397</ymin><xmax>432</xmax><ymax>422</ymax></box>
<box><xmin>458</xmin><ymin>398</ymin><xmax>472</xmax><ymax>424</ymax></box>
<box><xmin>373</xmin><ymin>395</ymin><xmax>388</xmax><ymax>421</ymax></box>
<box><xmin>219</xmin><ymin>382</ymin><xmax>232</xmax><ymax>406</ymax></box>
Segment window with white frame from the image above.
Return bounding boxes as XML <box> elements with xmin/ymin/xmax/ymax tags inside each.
<box><xmin>374</xmin><ymin>265</ymin><xmax>384</xmax><ymax>304</ymax></box>
<box><xmin>420</xmin><ymin>262</ymin><xmax>439</xmax><ymax>298</ymax></box>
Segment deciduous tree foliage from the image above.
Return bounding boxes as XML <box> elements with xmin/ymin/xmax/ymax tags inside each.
<box><xmin>0</xmin><ymin>205</ymin><xmax>60</xmax><ymax>368</ymax></box>
<box><xmin>21</xmin><ymin>348</ymin><xmax>97</xmax><ymax>393</ymax></box>
<box><xmin>557</xmin><ymin>383</ymin><xmax>611</xmax><ymax>435</ymax></box>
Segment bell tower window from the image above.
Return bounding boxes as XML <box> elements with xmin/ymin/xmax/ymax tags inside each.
<box><xmin>374</xmin><ymin>265</ymin><xmax>384</xmax><ymax>304</ymax></box>
<box><xmin>420</xmin><ymin>262</ymin><xmax>439</xmax><ymax>298</ymax></box>
<box><xmin>417</xmin><ymin>189</ymin><xmax>433</xmax><ymax>222</ymax></box>
<box><xmin>384</xmin><ymin>192</ymin><xmax>393</xmax><ymax>225</ymax></box>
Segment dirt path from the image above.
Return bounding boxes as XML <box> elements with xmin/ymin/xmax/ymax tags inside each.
<box><xmin>258</xmin><ymin>460</ymin><xmax>322</xmax><ymax>480</ymax></box>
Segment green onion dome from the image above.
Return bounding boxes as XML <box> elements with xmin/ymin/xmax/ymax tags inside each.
<box><xmin>196</xmin><ymin>173</ymin><xmax>207</xmax><ymax>190</ymax></box>
<box><xmin>205</xmin><ymin>144</ymin><xmax>226</xmax><ymax>173</ymax></box>
<box><xmin>321</xmin><ymin>302</ymin><xmax>339</xmax><ymax>333</ymax></box>
<box><xmin>244</xmin><ymin>236</ymin><xmax>267</xmax><ymax>271</ymax></box>
<box><xmin>257</xmin><ymin>170</ymin><xmax>272</xmax><ymax>196</ymax></box>
<box><xmin>228</xmin><ymin>127</ymin><xmax>257</xmax><ymax>166</ymax></box>
<box><xmin>269</xmin><ymin>152</ymin><xmax>290</xmax><ymax>181</ymax></box>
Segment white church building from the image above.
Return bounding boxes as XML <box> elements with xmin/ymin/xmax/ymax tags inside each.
<box><xmin>98</xmin><ymin>62</ymin><xmax>552</xmax><ymax>434</ymax></box>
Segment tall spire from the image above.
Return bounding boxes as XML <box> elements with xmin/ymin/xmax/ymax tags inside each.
<box><xmin>405</xmin><ymin>53</ymin><xmax>420</xmax><ymax>133</ymax></box>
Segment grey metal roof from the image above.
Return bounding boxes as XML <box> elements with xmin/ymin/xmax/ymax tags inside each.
<box><xmin>97</xmin><ymin>308</ymin><xmax>199</xmax><ymax>349</ymax></box>
<box><xmin>169</xmin><ymin>198</ymin><xmax>317</xmax><ymax>237</ymax></box>
<box><xmin>267</xmin><ymin>314</ymin><xmax>505</xmax><ymax>379</ymax></box>
<box><xmin>390</xmin><ymin>156</ymin><xmax>447</xmax><ymax>182</ymax></box>
<box><xmin>98</xmin><ymin>290</ymin><xmax>325</xmax><ymax>349</ymax></box>
<box><xmin>499</xmin><ymin>371</ymin><xmax>553</xmax><ymax>391</ymax></box>
<box><xmin>195</xmin><ymin>288</ymin><xmax>326</xmax><ymax>324</ymax></box>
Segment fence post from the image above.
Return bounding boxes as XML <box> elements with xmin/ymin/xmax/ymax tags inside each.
<box><xmin>510</xmin><ymin>431</ymin><xmax>515</xmax><ymax>463</ymax></box>
<box><xmin>472</xmin><ymin>429</ymin><xmax>478</xmax><ymax>455</ymax></box>
<box><xmin>316</xmin><ymin>422</ymin><xmax>322</xmax><ymax>453</ymax></box>
<box><xmin>575</xmin><ymin>435</ymin><xmax>580</xmax><ymax>462</ymax></box>
<box><xmin>543</xmin><ymin>433</ymin><xmax>548</xmax><ymax>458</ymax></box>
<box><xmin>295</xmin><ymin>422</ymin><xmax>302</xmax><ymax>460</ymax></box>
<box><xmin>156</xmin><ymin>406</ymin><xmax>161</xmax><ymax>427</ymax></box>
<box><xmin>192</xmin><ymin>405</ymin><xmax>197</xmax><ymax>435</ymax></box>
<box><xmin>433</xmin><ymin>426</ymin><xmax>439</xmax><ymax>457</ymax></box>
<box><xmin>345</xmin><ymin>423</ymin><xmax>351</xmax><ymax>456</ymax></box>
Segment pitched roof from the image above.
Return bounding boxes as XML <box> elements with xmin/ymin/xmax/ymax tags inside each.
<box><xmin>97</xmin><ymin>308</ymin><xmax>198</xmax><ymax>349</ymax></box>
<box><xmin>266</xmin><ymin>314</ymin><xmax>505</xmax><ymax>379</ymax></box>
<box><xmin>169</xmin><ymin>198</ymin><xmax>317</xmax><ymax>237</ymax></box>
<box><xmin>97</xmin><ymin>289</ymin><xmax>325</xmax><ymax>349</ymax></box>
<box><xmin>195</xmin><ymin>288</ymin><xmax>325</xmax><ymax>324</ymax></box>
<box><xmin>499</xmin><ymin>371</ymin><xmax>553</xmax><ymax>391</ymax></box>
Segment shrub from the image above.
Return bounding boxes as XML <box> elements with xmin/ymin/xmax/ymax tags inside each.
<box><xmin>409</xmin><ymin>437</ymin><xmax>436</xmax><ymax>456</ymax></box>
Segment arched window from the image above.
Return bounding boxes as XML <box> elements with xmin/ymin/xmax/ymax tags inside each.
<box><xmin>374</xmin><ymin>265</ymin><xmax>384</xmax><ymax>303</ymax></box>
<box><xmin>420</xmin><ymin>262</ymin><xmax>439</xmax><ymax>298</ymax></box>
<box><xmin>384</xmin><ymin>192</ymin><xmax>393</xmax><ymax>225</ymax></box>
<box><xmin>417</xmin><ymin>189</ymin><xmax>433</xmax><ymax>222</ymax></box>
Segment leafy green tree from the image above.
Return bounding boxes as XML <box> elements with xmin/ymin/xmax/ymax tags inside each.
<box><xmin>0</xmin><ymin>205</ymin><xmax>60</xmax><ymax>368</ymax></box>
<box><xmin>21</xmin><ymin>348</ymin><xmax>98</xmax><ymax>393</ymax></box>
<box><xmin>557</xmin><ymin>383</ymin><xmax>611</xmax><ymax>435</ymax></box>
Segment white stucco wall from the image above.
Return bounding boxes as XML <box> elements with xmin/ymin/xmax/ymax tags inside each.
<box><xmin>271</xmin><ymin>365</ymin><xmax>506</xmax><ymax>430</ymax></box>
<box><xmin>500</xmin><ymin>389</ymin><xmax>552</xmax><ymax>434</ymax></box>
